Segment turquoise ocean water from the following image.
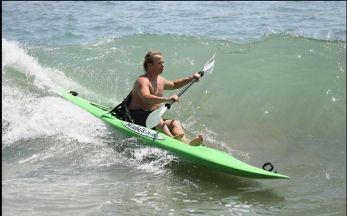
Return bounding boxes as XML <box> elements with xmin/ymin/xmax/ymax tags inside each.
<box><xmin>2</xmin><ymin>1</ymin><xmax>346</xmax><ymax>215</ymax></box>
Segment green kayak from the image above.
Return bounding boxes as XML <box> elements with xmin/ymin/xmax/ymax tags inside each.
<box><xmin>59</xmin><ymin>90</ymin><xmax>289</xmax><ymax>179</ymax></box>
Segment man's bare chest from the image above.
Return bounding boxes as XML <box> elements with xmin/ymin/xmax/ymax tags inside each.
<box><xmin>148</xmin><ymin>80</ymin><xmax>164</xmax><ymax>96</ymax></box>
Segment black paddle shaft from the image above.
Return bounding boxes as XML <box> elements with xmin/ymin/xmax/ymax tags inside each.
<box><xmin>165</xmin><ymin>71</ymin><xmax>204</xmax><ymax>109</ymax></box>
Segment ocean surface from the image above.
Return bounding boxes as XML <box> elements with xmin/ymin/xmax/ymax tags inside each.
<box><xmin>2</xmin><ymin>1</ymin><xmax>346</xmax><ymax>216</ymax></box>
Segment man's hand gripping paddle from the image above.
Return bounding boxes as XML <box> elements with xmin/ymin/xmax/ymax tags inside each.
<box><xmin>145</xmin><ymin>53</ymin><xmax>216</xmax><ymax>129</ymax></box>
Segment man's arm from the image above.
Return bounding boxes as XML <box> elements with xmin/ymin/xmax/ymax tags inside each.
<box><xmin>164</xmin><ymin>72</ymin><xmax>201</xmax><ymax>90</ymax></box>
<box><xmin>136</xmin><ymin>77</ymin><xmax>174</xmax><ymax>105</ymax></box>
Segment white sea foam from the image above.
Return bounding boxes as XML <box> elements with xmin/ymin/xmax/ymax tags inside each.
<box><xmin>2</xmin><ymin>38</ymin><xmax>90</xmax><ymax>94</ymax></box>
<box><xmin>2</xmin><ymin>88</ymin><xmax>108</xmax><ymax>145</ymax></box>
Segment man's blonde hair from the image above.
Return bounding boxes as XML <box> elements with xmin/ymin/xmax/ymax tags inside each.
<box><xmin>143</xmin><ymin>51</ymin><xmax>162</xmax><ymax>72</ymax></box>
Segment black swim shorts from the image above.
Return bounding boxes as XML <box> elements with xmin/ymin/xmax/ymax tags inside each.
<box><xmin>128</xmin><ymin>109</ymin><xmax>152</xmax><ymax>127</ymax></box>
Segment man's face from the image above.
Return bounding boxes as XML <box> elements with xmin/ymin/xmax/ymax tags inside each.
<box><xmin>151</xmin><ymin>55</ymin><xmax>164</xmax><ymax>74</ymax></box>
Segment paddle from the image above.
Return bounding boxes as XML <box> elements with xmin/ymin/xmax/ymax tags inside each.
<box><xmin>145</xmin><ymin>53</ymin><xmax>216</xmax><ymax>129</ymax></box>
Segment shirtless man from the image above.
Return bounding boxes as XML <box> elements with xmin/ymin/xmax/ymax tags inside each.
<box><xmin>127</xmin><ymin>51</ymin><xmax>203</xmax><ymax>146</ymax></box>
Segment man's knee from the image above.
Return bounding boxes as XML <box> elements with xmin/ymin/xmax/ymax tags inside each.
<box><xmin>171</xmin><ymin>119</ymin><xmax>182</xmax><ymax>128</ymax></box>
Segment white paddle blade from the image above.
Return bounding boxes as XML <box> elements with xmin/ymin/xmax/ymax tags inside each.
<box><xmin>145</xmin><ymin>105</ymin><xmax>168</xmax><ymax>128</ymax></box>
<box><xmin>203</xmin><ymin>52</ymin><xmax>216</xmax><ymax>75</ymax></box>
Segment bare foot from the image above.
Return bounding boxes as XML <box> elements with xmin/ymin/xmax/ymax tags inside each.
<box><xmin>189</xmin><ymin>135</ymin><xmax>203</xmax><ymax>146</ymax></box>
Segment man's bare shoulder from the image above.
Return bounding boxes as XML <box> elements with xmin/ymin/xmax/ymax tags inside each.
<box><xmin>136</xmin><ymin>75</ymin><xmax>149</xmax><ymax>84</ymax></box>
<box><xmin>158</xmin><ymin>75</ymin><xmax>168</xmax><ymax>84</ymax></box>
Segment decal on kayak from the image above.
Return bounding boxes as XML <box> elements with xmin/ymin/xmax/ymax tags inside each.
<box><xmin>121</xmin><ymin>122</ymin><xmax>165</xmax><ymax>141</ymax></box>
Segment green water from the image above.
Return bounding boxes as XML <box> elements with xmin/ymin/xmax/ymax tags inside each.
<box><xmin>3</xmin><ymin>1</ymin><xmax>346</xmax><ymax>215</ymax></box>
<box><xmin>3</xmin><ymin>33</ymin><xmax>346</xmax><ymax>215</ymax></box>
